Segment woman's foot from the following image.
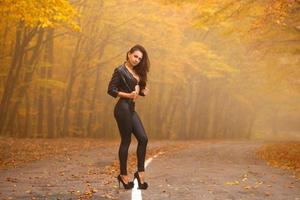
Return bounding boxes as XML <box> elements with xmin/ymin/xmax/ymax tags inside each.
<box><xmin>137</xmin><ymin>172</ymin><xmax>145</xmax><ymax>183</ymax></box>
<box><xmin>117</xmin><ymin>175</ymin><xmax>134</xmax><ymax>189</ymax></box>
<box><xmin>120</xmin><ymin>175</ymin><xmax>130</xmax><ymax>183</ymax></box>
<box><xmin>134</xmin><ymin>171</ymin><xmax>148</xmax><ymax>190</ymax></box>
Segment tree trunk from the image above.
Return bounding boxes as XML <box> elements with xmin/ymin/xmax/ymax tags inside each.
<box><xmin>24</xmin><ymin>92</ymin><xmax>30</xmax><ymax>138</ymax></box>
<box><xmin>0</xmin><ymin>22</ymin><xmax>25</xmax><ymax>135</ymax></box>
<box><xmin>37</xmin><ymin>54</ymin><xmax>46</xmax><ymax>137</ymax></box>
<box><xmin>59</xmin><ymin>36</ymin><xmax>83</xmax><ymax>137</ymax></box>
<box><xmin>164</xmin><ymin>85</ymin><xmax>181</xmax><ymax>139</ymax></box>
<box><xmin>206</xmin><ymin>81</ymin><xmax>217</xmax><ymax>138</ymax></box>
<box><xmin>75</xmin><ymin>75</ymin><xmax>88</xmax><ymax>136</ymax></box>
<box><xmin>46</xmin><ymin>28</ymin><xmax>55</xmax><ymax>138</ymax></box>
<box><xmin>87</xmin><ymin>70</ymin><xmax>98</xmax><ymax>137</ymax></box>
<box><xmin>5</xmin><ymin>29</ymin><xmax>44</xmax><ymax>137</ymax></box>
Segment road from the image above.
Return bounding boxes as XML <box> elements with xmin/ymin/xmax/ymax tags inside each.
<box><xmin>0</xmin><ymin>140</ymin><xmax>299</xmax><ymax>199</ymax></box>
<box><xmin>120</xmin><ymin>141</ymin><xmax>300</xmax><ymax>200</ymax></box>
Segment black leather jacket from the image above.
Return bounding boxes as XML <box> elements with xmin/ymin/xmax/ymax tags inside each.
<box><xmin>107</xmin><ymin>63</ymin><xmax>145</xmax><ymax>98</ymax></box>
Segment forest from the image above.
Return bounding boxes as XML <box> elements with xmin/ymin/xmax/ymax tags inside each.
<box><xmin>0</xmin><ymin>1</ymin><xmax>300</xmax><ymax>200</ymax></box>
<box><xmin>0</xmin><ymin>0</ymin><xmax>299</xmax><ymax>139</ymax></box>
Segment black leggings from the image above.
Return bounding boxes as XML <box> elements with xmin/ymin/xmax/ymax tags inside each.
<box><xmin>114</xmin><ymin>98</ymin><xmax>148</xmax><ymax>175</ymax></box>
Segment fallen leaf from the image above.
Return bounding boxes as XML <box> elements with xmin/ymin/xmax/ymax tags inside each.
<box><xmin>225</xmin><ymin>181</ymin><xmax>240</xmax><ymax>185</ymax></box>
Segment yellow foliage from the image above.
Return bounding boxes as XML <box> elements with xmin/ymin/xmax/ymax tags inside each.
<box><xmin>0</xmin><ymin>0</ymin><xmax>79</xmax><ymax>30</ymax></box>
<box><xmin>184</xmin><ymin>42</ymin><xmax>239</xmax><ymax>79</ymax></box>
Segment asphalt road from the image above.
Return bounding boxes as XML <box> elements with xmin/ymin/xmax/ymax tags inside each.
<box><xmin>1</xmin><ymin>140</ymin><xmax>299</xmax><ymax>200</ymax></box>
<box><xmin>120</xmin><ymin>141</ymin><xmax>300</xmax><ymax>200</ymax></box>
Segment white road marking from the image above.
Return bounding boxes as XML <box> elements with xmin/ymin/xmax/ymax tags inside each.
<box><xmin>131</xmin><ymin>151</ymin><xmax>164</xmax><ymax>200</ymax></box>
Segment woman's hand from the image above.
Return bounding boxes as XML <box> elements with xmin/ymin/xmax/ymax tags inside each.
<box><xmin>135</xmin><ymin>85</ymin><xmax>140</xmax><ymax>96</ymax></box>
<box><xmin>141</xmin><ymin>87</ymin><xmax>149</xmax><ymax>96</ymax></box>
<box><xmin>128</xmin><ymin>91</ymin><xmax>138</xmax><ymax>99</ymax></box>
<box><xmin>133</xmin><ymin>85</ymin><xmax>140</xmax><ymax>102</ymax></box>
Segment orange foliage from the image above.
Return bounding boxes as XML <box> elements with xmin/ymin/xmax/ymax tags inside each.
<box><xmin>0</xmin><ymin>136</ymin><xmax>116</xmax><ymax>169</ymax></box>
<box><xmin>257</xmin><ymin>142</ymin><xmax>300</xmax><ymax>179</ymax></box>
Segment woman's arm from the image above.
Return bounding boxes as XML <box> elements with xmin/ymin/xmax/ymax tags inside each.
<box><xmin>108</xmin><ymin>67</ymin><xmax>138</xmax><ymax>99</ymax></box>
<box><xmin>107</xmin><ymin>68</ymin><xmax>137</xmax><ymax>99</ymax></box>
<box><xmin>118</xmin><ymin>91</ymin><xmax>137</xmax><ymax>99</ymax></box>
<box><xmin>107</xmin><ymin>68</ymin><xmax>121</xmax><ymax>98</ymax></box>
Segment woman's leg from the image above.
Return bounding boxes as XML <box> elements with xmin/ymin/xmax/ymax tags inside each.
<box><xmin>118</xmin><ymin>129</ymin><xmax>131</xmax><ymax>175</ymax></box>
<box><xmin>114</xmin><ymin>101</ymin><xmax>133</xmax><ymax>175</ymax></box>
<box><xmin>132</xmin><ymin>112</ymin><xmax>148</xmax><ymax>172</ymax></box>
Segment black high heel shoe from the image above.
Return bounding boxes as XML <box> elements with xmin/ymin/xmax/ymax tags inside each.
<box><xmin>117</xmin><ymin>175</ymin><xmax>134</xmax><ymax>189</ymax></box>
<box><xmin>134</xmin><ymin>171</ymin><xmax>148</xmax><ymax>190</ymax></box>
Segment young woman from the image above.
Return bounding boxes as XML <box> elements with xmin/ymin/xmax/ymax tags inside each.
<box><xmin>107</xmin><ymin>44</ymin><xmax>150</xmax><ymax>190</ymax></box>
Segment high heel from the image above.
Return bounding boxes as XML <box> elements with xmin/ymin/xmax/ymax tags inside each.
<box><xmin>117</xmin><ymin>175</ymin><xmax>134</xmax><ymax>189</ymax></box>
<box><xmin>134</xmin><ymin>171</ymin><xmax>148</xmax><ymax>190</ymax></box>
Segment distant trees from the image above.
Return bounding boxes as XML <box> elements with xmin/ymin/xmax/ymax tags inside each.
<box><xmin>1</xmin><ymin>0</ymin><xmax>298</xmax><ymax>139</ymax></box>
<box><xmin>0</xmin><ymin>0</ymin><xmax>79</xmax><ymax>137</ymax></box>
<box><xmin>155</xmin><ymin>0</ymin><xmax>300</xmax><ymax>138</ymax></box>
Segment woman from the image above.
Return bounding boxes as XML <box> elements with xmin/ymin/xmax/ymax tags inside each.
<box><xmin>107</xmin><ymin>44</ymin><xmax>150</xmax><ymax>190</ymax></box>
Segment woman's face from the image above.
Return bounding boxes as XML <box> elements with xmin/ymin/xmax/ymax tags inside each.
<box><xmin>128</xmin><ymin>50</ymin><xmax>143</xmax><ymax>67</ymax></box>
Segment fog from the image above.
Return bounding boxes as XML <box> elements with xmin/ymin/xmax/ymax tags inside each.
<box><xmin>0</xmin><ymin>0</ymin><xmax>299</xmax><ymax>140</ymax></box>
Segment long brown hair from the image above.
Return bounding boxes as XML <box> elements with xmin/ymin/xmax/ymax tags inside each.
<box><xmin>126</xmin><ymin>44</ymin><xmax>150</xmax><ymax>88</ymax></box>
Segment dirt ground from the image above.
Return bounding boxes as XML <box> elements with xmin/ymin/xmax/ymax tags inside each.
<box><xmin>0</xmin><ymin>140</ymin><xmax>299</xmax><ymax>200</ymax></box>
